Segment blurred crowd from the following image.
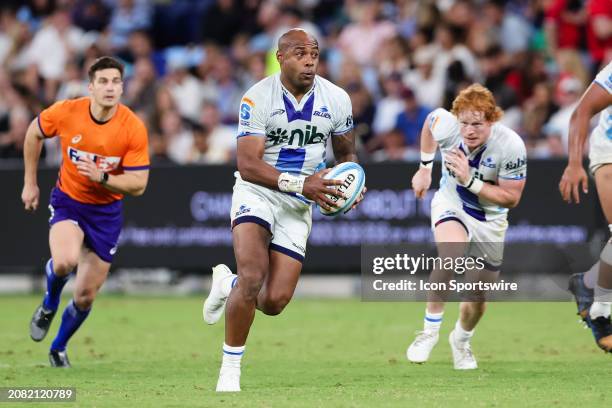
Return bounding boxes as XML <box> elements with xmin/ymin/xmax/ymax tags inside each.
<box><xmin>0</xmin><ymin>0</ymin><xmax>610</xmax><ymax>166</ymax></box>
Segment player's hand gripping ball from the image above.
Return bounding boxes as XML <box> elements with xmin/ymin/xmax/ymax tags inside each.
<box><xmin>319</xmin><ymin>162</ymin><xmax>366</xmax><ymax>216</ymax></box>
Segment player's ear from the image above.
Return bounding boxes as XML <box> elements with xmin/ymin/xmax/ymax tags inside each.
<box><xmin>276</xmin><ymin>50</ymin><xmax>283</xmax><ymax>65</ymax></box>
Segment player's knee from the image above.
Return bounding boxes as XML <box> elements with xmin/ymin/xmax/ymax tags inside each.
<box><xmin>237</xmin><ymin>273</ymin><xmax>265</xmax><ymax>301</ymax></box>
<box><xmin>52</xmin><ymin>257</ymin><xmax>78</xmax><ymax>276</ymax></box>
<box><xmin>73</xmin><ymin>288</ymin><xmax>97</xmax><ymax>310</ymax></box>
<box><xmin>259</xmin><ymin>293</ymin><xmax>291</xmax><ymax>316</ymax></box>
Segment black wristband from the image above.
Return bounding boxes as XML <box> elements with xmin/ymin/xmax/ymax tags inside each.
<box><xmin>465</xmin><ymin>175</ymin><xmax>475</xmax><ymax>189</ymax></box>
<box><xmin>100</xmin><ymin>172</ymin><xmax>109</xmax><ymax>185</ymax></box>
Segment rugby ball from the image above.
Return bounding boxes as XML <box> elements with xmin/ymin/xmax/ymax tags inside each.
<box><xmin>319</xmin><ymin>162</ymin><xmax>366</xmax><ymax>216</ymax></box>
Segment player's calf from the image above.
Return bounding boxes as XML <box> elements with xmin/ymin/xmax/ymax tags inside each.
<box><xmin>31</xmin><ymin>259</ymin><xmax>72</xmax><ymax>342</ymax></box>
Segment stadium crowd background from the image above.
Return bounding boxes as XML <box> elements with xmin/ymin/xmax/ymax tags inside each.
<box><xmin>0</xmin><ymin>0</ymin><xmax>609</xmax><ymax>166</ymax></box>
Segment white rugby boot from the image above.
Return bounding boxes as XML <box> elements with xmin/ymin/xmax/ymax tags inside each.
<box><xmin>216</xmin><ymin>366</ymin><xmax>241</xmax><ymax>392</ymax></box>
<box><xmin>203</xmin><ymin>264</ymin><xmax>234</xmax><ymax>324</ymax></box>
<box><xmin>449</xmin><ymin>330</ymin><xmax>478</xmax><ymax>370</ymax></box>
<box><xmin>406</xmin><ymin>331</ymin><xmax>439</xmax><ymax>363</ymax></box>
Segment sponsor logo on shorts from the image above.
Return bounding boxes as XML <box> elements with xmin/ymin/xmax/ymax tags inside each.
<box><xmin>292</xmin><ymin>242</ymin><xmax>306</xmax><ymax>253</ymax></box>
<box><xmin>235</xmin><ymin>204</ymin><xmax>251</xmax><ymax>217</ymax></box>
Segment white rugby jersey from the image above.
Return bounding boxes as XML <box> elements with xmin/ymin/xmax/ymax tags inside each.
<box><xmin>429</xmin><ymin>108</ymin><xmax>527</xmax><ymax>222</ymax></box>
<box><xmin>592</xmin><ymin>61</ymin><xmax>612</xmax><ymax>145</ymax></box>
<box><xmin>237</xmin><ymin>74</ymin><xmax>353</xmax><ymax>177</ymax></box>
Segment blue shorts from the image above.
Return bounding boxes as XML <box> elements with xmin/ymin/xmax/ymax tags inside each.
<box><xmin>48</xmin><ymin>188</ymin><xmax>123</xmax><ymax>263</ymax></box>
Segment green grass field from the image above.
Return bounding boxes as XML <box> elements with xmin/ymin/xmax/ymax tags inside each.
<box><xmin>0</xmin><ymin>296</ymin><xmax>610</xmax><ymax>407</ymax></box>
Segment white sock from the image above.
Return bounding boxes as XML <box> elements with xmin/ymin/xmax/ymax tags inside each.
<box><xmin>424</xmin><ymin>310</ymin><xmax>443</xmax><ymax>334</ymax></box>
<box><xmin>454</xmin><ymin>320</ymin><xmax>474</xmax><ymax>344</ymax></box>
<box><xmin>221</xmin><ymin>343</ymin><xmax>244</xmax><ymax>369</ymax></box>
<box><xmin>583</xmin><ymin>262</ymin><xmax>599</xmax><ymax>289</ymax></box>
<box><xmin>220</xmin><ymin>275</ymin><xmax>237</xmax><ymax>298</ymax></box>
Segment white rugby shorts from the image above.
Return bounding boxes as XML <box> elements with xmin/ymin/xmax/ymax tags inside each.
<box><xmin>230</xmin><ymin>174</ymin><xmax>312</xmax><ymax>262</ymax></box>
<box><xmin>430</xmin><ymin>192</ymin><xmax>508</xmax><ymax>269</ymax></box>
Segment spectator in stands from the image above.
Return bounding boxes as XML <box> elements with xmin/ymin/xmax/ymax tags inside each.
<box><xmin>186</xmin><ymin>124</ymin><xmax>230</xmax><ymax>164</ymax></box>
<box><xmin>586</xmin><ymin>0</ymin><xmax>612</xmax><ymax>72</ymax></box>
<box><xmin>545</xmin><ymin>75</ymin><xmax>584</xmax><ymax>156</ymax></box>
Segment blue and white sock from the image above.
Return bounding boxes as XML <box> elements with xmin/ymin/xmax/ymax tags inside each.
<box><xmin>42</xmin><ymin>259</ymin><xmax>70</xmax><ymax>312</ymax></box>
<box><xmin>221</xmin><ymin>343</ymin><xmax>245</xmax><ymax>369</ymax></box>
<box><xmin>50</xmin><ymin>300</ymin><xmax>91</xmax><ymax>352</ymax></box>
<box><xmin>424</xmin><ymin>310</ymin><xmax>443</xmax><ymax>334</ymax></box>
<box><xmin>220</xmin><ymin>275</ymin><xmax>238</xmax><ymax>298</ymax></box>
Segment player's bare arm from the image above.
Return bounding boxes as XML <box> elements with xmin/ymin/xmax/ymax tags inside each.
<box><xmin>331</xmin><ymin>130</ymin><xmax>358</xmax><ymax>164</ymax></box>
<box><xmin>332</xmin><ymin>130</ymin><xmax>366</xmax><ymax>208</ymax></box>
<box><xmin>21</xmin><ymin>118</ymin><xmax>46</xmax><ymax>211</ymax></box>
<box><xmin>76</xmin><ymin>156</ymin><xmax>148</xmax><ymax>196</ymax></box>
<box><xmin>560</xmin><ymin>83</ymin><xmax>612</xmax><ymax>203</ymax></box>
<box><xmin>446</xmin><ymin>148</ymin><xmax>525</xmax><ymax>208</ymax></box>
<box><xmin>412</xmin><ymin>116</ymin><xmax>438</xmax><ymax>199</ymax></box>
<box><xmin>236</xmin><ymin>135</ymin><xmax>344</xmax><ymax>211</ymax></box>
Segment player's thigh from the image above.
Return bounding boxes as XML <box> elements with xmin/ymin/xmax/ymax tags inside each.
<box><xmin>49</xmin><ymin>220</ymin><xmax>85</xmax><ymax>273</ymax></box>
<box><xmin>73</xmin><ymin>247</ymin><xmax>111</xmax><ymax>306</ymax></box>
<box><xmin>259</xmin><ymin>202</ymin><xmax>310</xmax><ymax>303</ymax></box>
<box><xmin>259</xmin><ymin>250</ymin><xmax>303</xmax><ymax>305</ymax></box>
<box><xmin>594</xmin><ymin>164</ymin><xmax>612</xmax><ymax>224</ymax></box>
<box><xmin>232</xmin><ymin>222</ymin><xmax>272</xmax><ymax>287</ymax></box>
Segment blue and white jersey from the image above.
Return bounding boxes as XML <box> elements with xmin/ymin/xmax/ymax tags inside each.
<box><xmin>237</xmin><ymin>73</ymin><xmax>353</xmax><ymax>177</ymax></box>
<box><xmin>429</xmin><ymin>108</ymin><xmax>527</xmax><ymax>222</ymax></box>
<box><xmin>592</xmin><ymin>61</ymin><xmax>612</xmax><ymax>144</ymax></box>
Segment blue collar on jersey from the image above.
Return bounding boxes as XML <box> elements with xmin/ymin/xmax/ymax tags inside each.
<box><xmin>459</xmin><ymin>143</ymin><xmax>487</xmax><ymax>169</ymax></box>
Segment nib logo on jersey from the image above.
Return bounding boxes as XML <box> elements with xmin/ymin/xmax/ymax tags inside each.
<box><xmin>267</xmin><ymin>125</ymin><xmax>326</xmax><ymax>147</ymax></box>
<box><xmin>504</xmin><ymin>157</ymin><xmax>526</xmax><ymax>171</ymax></box>
<box><xmin>68</xmin><ymin>147</ymin><xmax>120</xmax><ymax>172</ymax></box>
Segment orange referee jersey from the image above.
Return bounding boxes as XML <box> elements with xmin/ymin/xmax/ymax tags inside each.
<box><xmin>38</xmin><ymin>97</ymin><xmax>150</xmax><ymax>204</ymax></box>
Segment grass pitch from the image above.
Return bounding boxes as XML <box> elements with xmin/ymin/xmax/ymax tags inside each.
<box><xmin>0</xmin><ymin>296</ymin><xmax>610</xmax><ymax>407</ymax></box>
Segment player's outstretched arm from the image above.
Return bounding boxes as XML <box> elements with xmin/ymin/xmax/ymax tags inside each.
<box><xmin>412</xmin><ymin>117</ymin><xmax>438</xmax><ymax>199</ymax></box>
<box><xmin>560</xmin><ymin>83</ymin><xmax>612</xmax><ymax>203</ymax></box>
<box><xmin>76</xmin><ymin>156</ymin><xmax>148</xmax><ymax>196</ymax></box>
<box><xmin>21</xmin><ymin>118</ymin><xmax>45</xmax><ymax>211</ymax></box>
<box><xmin>237</xmin><ymin>135</ymin><xmax>344</xmax><ymax>211</ymax></box>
